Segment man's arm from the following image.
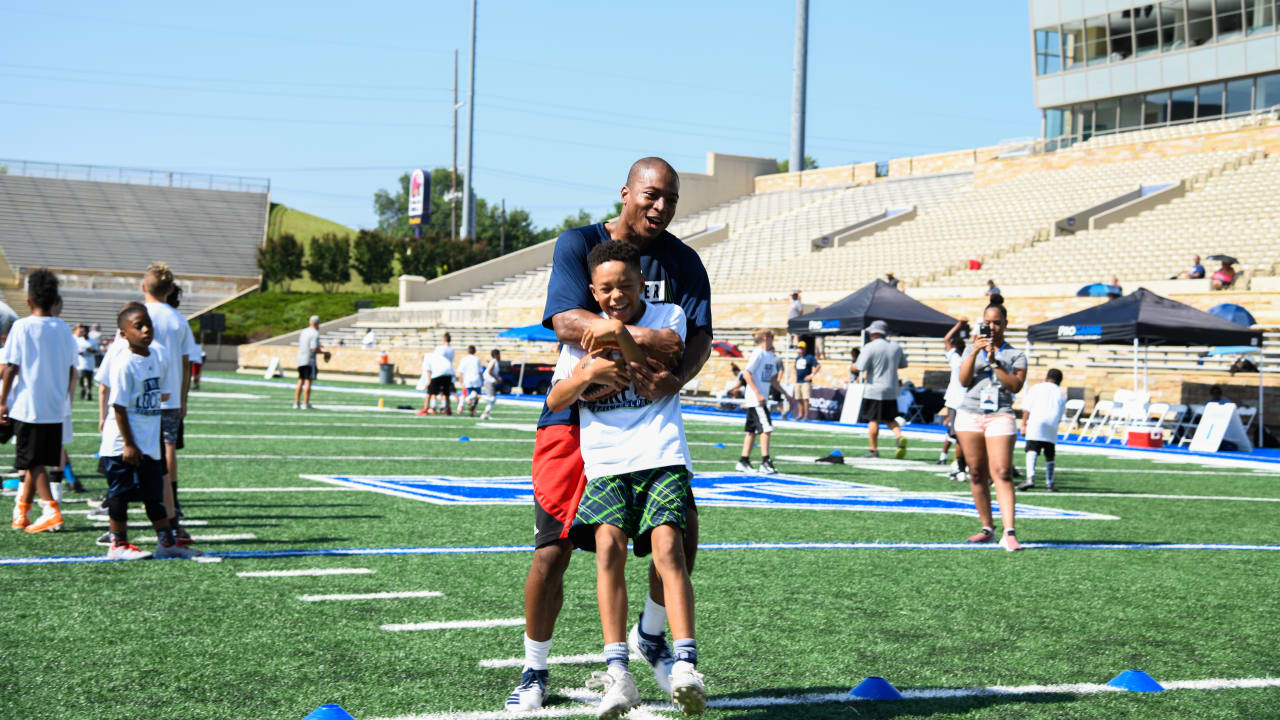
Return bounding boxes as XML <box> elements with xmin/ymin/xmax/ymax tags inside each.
<box><xmin>180</xmin><ymin>355</ymin><xmax>191</xmax><ymax>417</ymax></box>
<box><xmin>0</xmin><ymin>364</ymin><xmax>15</xmax><ymax>423</ymax></box>
<box><xmin>552</xmin><ymin>309</ymin><xmax>682</xmax><ymax>366</ymax></box>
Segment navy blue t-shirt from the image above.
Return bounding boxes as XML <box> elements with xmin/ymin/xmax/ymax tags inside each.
<box><xmin>537</xmin><ymin>223</ymin><xmax>712</xmax><ymax>428</ymax></box>
<box><xmin>794</xmin><ymin>353</ymin><xmax>817</xmax><ymax>382</ymax></box>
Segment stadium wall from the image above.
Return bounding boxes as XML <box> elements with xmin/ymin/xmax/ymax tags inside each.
<box><xmin>673</xmin><ymin>152</ymin><xmax>778</xmax><ymax>221</ymax></box>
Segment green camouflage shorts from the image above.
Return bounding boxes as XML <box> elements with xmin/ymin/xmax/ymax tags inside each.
<box><xmin>569</xmin><ymin>465</ymin><xmax>691</xmax><ymax>557</ymax></box>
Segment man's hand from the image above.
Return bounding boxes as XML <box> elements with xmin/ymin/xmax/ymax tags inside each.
<box><xmin>629</xmin><ymin>357</ymin><xmax>682</xmax><ymax>400</ymax></box>
<box><xmin>122</xmin><ymin>443</ymin><xmax>141</xmax><ymax>466</ymax></box>
<box><xmin>631</xmin><ymin>327</ymin><xmax>683</xmax><ymax>369</ymax></box>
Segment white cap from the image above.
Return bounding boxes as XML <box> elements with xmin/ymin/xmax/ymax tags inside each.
<box><xmin>309</xmin><ymin>315</ymin><xmax>320</xmax><ymax>325</ymax></box>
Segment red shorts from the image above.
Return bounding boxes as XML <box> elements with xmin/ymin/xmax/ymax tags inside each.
<box><xmin>531</xmin><ymin>424</ymin><xmax>588</xmax><ymax>547</ymax></box>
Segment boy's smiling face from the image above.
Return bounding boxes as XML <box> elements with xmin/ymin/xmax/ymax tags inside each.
<box><xmin>589</xmin><ymin>259</ymin><xmax>645</xmax><ymax>325</ymax></box>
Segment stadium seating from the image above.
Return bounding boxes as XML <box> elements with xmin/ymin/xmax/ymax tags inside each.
<box><xmin>1065</xmin><ymin>111</ymin><xmax>1278</xmax><ymax>152</ymax></box>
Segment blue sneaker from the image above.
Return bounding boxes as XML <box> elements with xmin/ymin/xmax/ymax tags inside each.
<box><xmin>505</xmin><ymin>667</ymin><xmax>548</xmax><ymax>712</ymax></box>
<box><xmin>628</xmin><ymin>615</ymin><xmax>674</xmax><ymax>695</ymax></box>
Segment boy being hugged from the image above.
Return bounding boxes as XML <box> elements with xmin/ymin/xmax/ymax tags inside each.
<box><xmin>546</xmin><ymin>240</ymin><xmax>705</xmax><ymax>718</ymax></box>
<box><xmin>99</xmin><ymin>303</ymin><xmax>200</xmax><ymax>560</ymax></box>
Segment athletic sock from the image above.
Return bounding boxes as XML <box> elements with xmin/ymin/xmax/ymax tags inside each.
<box><xmin>956</xmin><ymin>456</ymin><xmax>967</xmax><ymax>473</ymax></box>
<box><xmin>938</xmin><ymin>451</ymin><xmax>948</xmax><ymax>462</ymax></box>
<box><xmin>1045</xmin><ymin>461</ymin><xmax>1056</xmax><ymax>486</ymax></box>
<box><xmin>604</xmin><ymin>642</ymin><xmax>629</xmax><ymax>671</ymax></box>
<box><xmin>673</xmin><ymin>638</ymin><xmax>697</xmax><ymax>666</ymax></box>
<box><xmin>641</xmin><ymin>594</ymin><xmax>667</xmax><ymax>636</ymax></box>
<box><xmin>1025</xmin><ymin>450</ymin><xmax>1038</xmax><ymax>482</ymax></box>
<box><xmin>762</xmin><ymin>455</ymin><xmax>771</xmax><ymax>463</ymax></box>
<box><xmin>111</xmin><ymin>530</ymin><xmax>129</xmax><ymax>545</ymax></box>
<box><xmin>157</xmin><ymin>528</ymin><xmax>177</xmax><ymax>547</ymax></box>
<box><xmin>523</xmin><ymin>634</ymin><xmax>552</xmax><ymax>671</ymax></box>
<box><xmin>739</xmin><ymin>456</ymin><xmax>749</xmax><ymax>464</ymax></box>
<box><xmin>49</xmin><ymin>481</ymin><xmax>64</xmax><ymax>503</ymax></box>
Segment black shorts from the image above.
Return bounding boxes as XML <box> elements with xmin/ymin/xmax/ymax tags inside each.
<box><xmin>1025</xmin><ymin>440</ymin><xmax>1056</xmax><ymax>461</ymax></box>
<box><xmin>101</xmin><ymin>455</ymin><xmax>166</xmax><ymax>503</ymax></box>
<box><xmin>176</xmin><ymin>418</ymin><xmax>185</xmax><ymax>452</ymax></box>
<box><xmin>860</xmin><ymin>398</ymin><xmax>898</xmax><ymax>424</ymax></box>
<box><xmin>161</xmin><ymin>409</ymin><xmax>182</xmax><ymax>446</ymax></box>
<box><xmin>298</xmin><ymin>365</ymin><xmax>316</xmax><ymax>381</ymax></box>
<box><xmin>427</xmin><ymin>376</ymin><xmax>454</xmax><ymax>395</ymax></box>
<box><xmin>744</xmin><ymin>406</ymin><xmax>773</xmax><ymax>434</ymax></box>
<box><xmin>13</xmin><ymin>421</ymin><xmax>62</xmax><ymax>469</ymax></box>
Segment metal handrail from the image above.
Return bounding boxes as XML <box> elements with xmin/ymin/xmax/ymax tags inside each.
<box><xmin>0</xmin><ymin>158</ymin><xmax>269</xmax><ymax>194</ymax></box>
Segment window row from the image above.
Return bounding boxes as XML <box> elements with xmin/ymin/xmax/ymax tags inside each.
<box><xmin>1036</xmin><ymin>0</ymin><xmax>1278</xmax><ymax>75</ymax></box>
<box><xmin>1044</xmin><ymin>71</ymin><xmax>1280</xmax><ymax>140</ymax></box>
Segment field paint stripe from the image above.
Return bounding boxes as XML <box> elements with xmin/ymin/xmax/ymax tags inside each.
<box><xmin>381</xmin><ymin>617</ymin><xmax>523</xmax><ymax>632</ymax></box>
<box><xmin>368</xmin><ymin>676</ymin><xmax>1280</xmax><ymax>719</ymax></box>
<box><xmin>9</xmin><ymin>539</ymin><xmax>1280</xmax><ymax>565</ymax></box>
<box><xmin>131</xmin><ymin>533</ymin><xmax>255</xmax><ymax>543</ymax></box>
<box><xmin>237</xmin><ymin>568</ymin><xmax>373</xmax><ymax>577</ymax></box>
<box><xmin>477</xmin><ymin>653</ymin><xmax>640</xmax><ymax>668</ymax></box>
<box><xmin>183</xmin><ymin>434</ymin><xmax>535</xmax><ymax>443</ymax></box>
<box><xmin>299</xmin><ymin>590</ymin><xmax>442</xmax><ymax>602</ymax></box>
<box><xmin>92</xmin><ymin>519</ymin><xmax>208</xmax><ymax>526</ymax></box>
<box><xmin>938</xmin><ymin>491</ymin><xmax>1280</xmax><ymax>503</ymax></box>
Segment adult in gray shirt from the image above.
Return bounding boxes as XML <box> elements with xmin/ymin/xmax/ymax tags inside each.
<box><xmin>855</xmin><ymin>320</ymin><xmax>908</xmax><ymax>459</ymax></box>
<box><xmin>294</xmin><ymin>315</ymin><xmax>327</xmax><ymax>410</ymax></box>
<box><xmin>956</xmin><ymin>302</ymin><xmax>1027</xmax><ymax>551</ymax></box>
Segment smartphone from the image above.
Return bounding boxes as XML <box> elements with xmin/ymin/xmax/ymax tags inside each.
<box><xmin>979</xmin><ymin>323</ymin><xmax>991</xmax><ymax>337</ymax></box>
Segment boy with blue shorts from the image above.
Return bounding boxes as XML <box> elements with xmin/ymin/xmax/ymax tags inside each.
<box><xmin>546</xmin><ymin>240</ymin><xmax>705</xmax><ymax>718</ymax></box>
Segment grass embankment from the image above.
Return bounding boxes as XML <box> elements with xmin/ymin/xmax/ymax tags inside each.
<box><xmin>196</xmin><ymin>290</ymin><xmax>397</xmax><ymax>343</ymax></box>
<box><xmin>267</xmin><ymin>204</ymin><xmax>393</xmax><ymax>294</ymax></box>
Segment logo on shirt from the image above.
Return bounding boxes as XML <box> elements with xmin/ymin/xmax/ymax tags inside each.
<box><xmin>301</xmin><ymin>472</ymin><xmax>1118</xmax><ymax>520</ymax></box>
<box><xmin>136</xmin><ymin>377</ymin><xmax>163</xmax><ymax>415</ymax></box>
<box><xmin>644</xmin><ymin>280</ymin><xmax>669</xmax><ymax>303</ymax></box>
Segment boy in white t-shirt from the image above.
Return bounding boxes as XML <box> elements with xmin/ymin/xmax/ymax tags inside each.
<box><xmin>737</xmin><ymin>329</ymin><xmax>788</xmax><ymax>475</ymax></box>
<box><xmin>99</xmin><ymin>303</ymin><xmax>200</xmax><ymax>560</ymax></box>
<box><xmin>479</xmin><ymin>349</ymin><xmax>501</xmax><ymax>421</ymax></box>
<box><xmin>458</xmin><ymin>345</ymin><xmax>484</xmax><ymax>416</ymax></box>
<box><xmin>545</xmin><ymin>241</ymin><xmax>706</xmax><ymax>718</ymax></box>
<box><xmin>2</xmin><ymin>269</ymin><xmax>78</xmax><ymax>534</ymax></box>
<box><xmin>1018</xmin><ymin>368</ymin><xmax>1067</xmax><ymax>492</ymax></box>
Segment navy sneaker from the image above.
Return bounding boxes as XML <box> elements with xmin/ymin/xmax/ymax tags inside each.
<box><xmin>628</xmin><ymin>614</ymin><xmax>674</xmax><ymax>695</ymax></box>
<box><xmin>505</xmin><ymin>667</ymin><xmax>548</xmax><ymax>712</ymax></box>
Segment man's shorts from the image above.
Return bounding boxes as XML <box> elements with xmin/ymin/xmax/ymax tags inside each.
<box><xmin>481</xmin><ymin>382</ymin><xmax>497</xmax><ymax>399</ymax></box>
<box><xmin>955</xmin><ymin>410</ymin><xmax>1017</xmax><ymax>437</ymax></box>
<box><xmin>744</xmin><ymin>405</ymin><xmax>773</xmax><ymax>434</ymax></box>
<box><xmin>427</xmin><ymin>376</ymin><xmax>454</xmax><ymax>396</ymax></box>
<box><xmin>161</xmin><ymin>409</ymin><xmax>182</xmax><ymax>446</ymax></box>
<box><xmin>794</xmin><ymin>381</ymin><xmax>812</xmax><ymax>400</ymax></box>
<box><xmin>531</xmin><ymin>424</ymin><xmax>588</xmax><ymax>548</ymax></box>
<box><xmin>860</xmin><ymin>398</ymin><xmax>898</xmax><ymax>424</ymax></box>
<box><xmin>569</xmin><ymin>465</ymin><xmax>691</xmax><ymax>558</ymax></box>
<box><xmin>101</xmin><ymin>455</ymin><xmax>166</xmax><ymax>503</ymax></box>
<box><xmin>1024</xmin><ymin>439</ymin><xmax>1056</xmax><ymax>461</ymax></box>
<box><xmin>298</xmin><ymin>365</ymin><xmax>317</xmax><ymax>381</ymax></box>
<box><xmin>13</xmin><ymin>421</ymin><xmax>61</xmax><ymax>469</ymax></box>
<box><xmin>945</xmin><ymin>406</ymin><xmax>959</xmax><ymax>441</ymax></box>
<box><xmin>464</xmin><ymin>383</ymin><xmax>482</xmax><ymax>397</ymax></box>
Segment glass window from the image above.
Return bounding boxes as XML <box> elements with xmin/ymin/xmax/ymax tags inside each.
<box><xmin>1226</xmin><ymin>78</ymin><xmax>1252</xmax><ymax>113</ymax></box>
<box><xmin>1120</xmin><ymin>95</ymin><xmax>1144</xmax><ymax>127</ymax></box>
<box><xmin>1134</xmin><ymin>4</ymin><xmax>1161</xmax><ymax>55</ymax></box>
<box><xmin>1258</xmin><ymin>72</ymin><xmax>1280</xmax><ymax>109</ymax></box>
<box><xmin>1046</xmin><ymin>108</ymin><xmax>1065</xmax><ymax>138</ymax></box>
<box><xmin>1171</xmin><ymin>86</ymin><xmax>1197</xmax><ymax>120</ymax></box>
<box><xmin>1077</xmin><ymin>103</ymin><xmax>1096</xmax><ymax>139</ymax></box>
<box><xmin>1246</xmin><ymin>0</ymin><xmax>1275</xmax><ymax>34</ymax></box>
<box><xmin>1187</xmin><ymin>0</ymin><xmax>1215</xmax><ymax>45</ymax></box>
<box><xmin>1063</xmin><ymin>20</ymin><xmax>1086</xmax><ymax>68</ymax></box>
<box><xmin>1095</xmin><ymin>99</ymin><xmax>1120</xmax><ymax>134</ymax></box>
<box><xmin>1036</xmin><ymin>27</ymin><xmax>1063</xmax><ymax>74</ymax></box>
<box><xmin>1161</xmin><ymin>0</ymin><xmax>1188</xmax><ymax>51</ymax></box>
<box><xmin>1145</xmin><ymin>91</ymin><xmax>1171</xmax><ymax>124</ymax></box>
<box><xmin>1109</xmin><ymin>10</ymin><xmax>1135</xmax><ymax>59</ymax></box>
<box><xmin>1217</xmin><ymin>0</ymin><xmax>1245</xmax><ymax>39</ymax></box>
<box><xmin>1198</xmin><ymin>82</ymin><xmax>1225</xmax><ymax>117</ymax></box>
<box><xmin>1085</xmin><ymin>15</ymin><xmax>1110</xmax><ymax>63</ymax></box>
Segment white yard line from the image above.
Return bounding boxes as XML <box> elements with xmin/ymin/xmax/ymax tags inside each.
<box><xmin>68</xmin><ymin>454</ymin><xmax>529</xmax><ymax>464</ymax></box>
<box><xmin>380</xmin><ymin>617</ymin><xmax>525</xmax><ymax>632</ymax></box>
<box><xmin>91</xmin><ymin>519</ymin><xmax>209</xmax><ymax>526</ymax></box>
<box><xmin>298</xmin><ymin>590</ymin><xmax>442</xmax><ymax>602</ymax></box>
<box><xmin>477</xmin><ymin>653</ymin><xmax>639</xmax><ymax>669</ymax></box>
<box><xmin>238</xmin><ymin>568</ymin><xmax>373</xmax><ymax>578</ymax></box>
<box><xmin>132</xmin><ymin>533</ymin><xmax>255</xmax><ymax>543</ymax></box>
<box><xmin>941</xmin><ymin>491</ymin><xmax>1280</xmax><ymax>503</ymax></box>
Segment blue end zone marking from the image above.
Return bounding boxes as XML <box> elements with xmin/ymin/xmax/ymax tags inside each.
<box><xmin>5</xmin><ymin>541</ymin><xmax>1280</xmax><ymax>565</ymax></box>
<box><xmin>300</xmin><ymin>472</ymin><xmax>1119</xmax><ymax>521</ymax></box>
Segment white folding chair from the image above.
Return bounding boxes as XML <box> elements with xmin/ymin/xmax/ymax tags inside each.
<box><xmin>1080</xmin><ymin>400</ymin><xmax>1115</xmax><ymax>442</ymax></box>
<box><xmin>1237</xmin><ymin>406</ymin><xmax>1259</xmax><ymax>435</ymax></box>
<box><xmin>1059</xmin><ymin>398</ymin><xmax>1085</xmax><ymax>438</ymax></box>
<box><xmin>1160</xmin><ymin>404</ymin><xmax>1188</xmax><ymax>441</ymax></box>
<box><xmin>1177</xmin><ymin>404</ymin><xmax>1206</xmax><ymax>446</ymax></box>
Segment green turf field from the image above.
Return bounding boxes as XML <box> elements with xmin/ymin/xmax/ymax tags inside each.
<box><xmin>2</xmin><ymin>371</ymin><xmax>1278</xmax><ymax>720</ymax></box>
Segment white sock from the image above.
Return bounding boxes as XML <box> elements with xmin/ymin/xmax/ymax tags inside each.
<box><xmin>1025</xmin><ymin>450</ymin><xmax>1038</xmax><ymax>482</ymax></box>
<box><xmin>1045</xmin><ymin>461</ymin><xmax>1056</xmax><ymax>485</ymax></box>
<box><xmin>524</xmin><ymin>634</ymin><xmax>552</xmax><ymax>671</ymax></box>
<box><xmin>641</xmin><ymin>594</ymin><xmax>667</xmax><ymax>636</ymax></box>
<box><xmin>50</xmin><ymin>482</ymin><xmax>64</xmax><ymax>503</ymax></box>
<box><xmin>938</xmin><ymin>451</ymin><xmax>948</xmax><ymax>462</ymax></box>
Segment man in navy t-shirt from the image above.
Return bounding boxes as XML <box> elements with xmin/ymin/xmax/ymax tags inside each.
<box><xmin>506</xmin><ymin>157</ymin><xmax>713</xmax><ymax>712</ymax></box>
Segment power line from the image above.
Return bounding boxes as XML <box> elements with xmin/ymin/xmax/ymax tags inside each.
<box><xmin>0</xmin><ymin>71</ymin><xmax>450</xmax><ymax>104</ymax></box>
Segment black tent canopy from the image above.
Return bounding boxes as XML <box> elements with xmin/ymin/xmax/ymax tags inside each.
<box><xmin>788</xmin><ymin>279</ymin><xmax>959</xmax><ymax>337</ymax></box>
<box><xmin>1026</xmin><ymin>288</ymin><xmax>1262</xmax><ymax>347</ymax></box>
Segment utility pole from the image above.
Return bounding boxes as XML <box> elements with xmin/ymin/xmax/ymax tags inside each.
<box><xmin>790</xmin><ymin>0</ymin><xmax>808</xmax><ymax>174</ymax></box>
<box><xmin>460</xmin><ymin>0</ymin><xmax>477</xmax><ymax>241</ymax></box>
<box><xmin>499</xmin><ymin>198</ymin><xmax>506</xmax><ymax>256</ymax></box>
<box><xmin>451</xmin><ymin>48</ymin><xmax>458</xmax><ymax>243</ymax></box>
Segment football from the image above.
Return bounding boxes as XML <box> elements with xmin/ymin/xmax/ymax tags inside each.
<box><xmin>578</xmin><ymin>349</ymin><xmax>625</xmax><ymax>402</ymax></box>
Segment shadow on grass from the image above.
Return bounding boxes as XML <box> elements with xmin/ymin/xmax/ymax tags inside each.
<box><xmin>186</xmin><ymin>502</ymin><xmax>368</xmax><ymax>509</ymax></box>
<box><xmin>191</xmin><ymin>514</ymin><xmax>382</xmax><ymax>521</ymax></box>
<box><xmin>710</xmin><ymin>686</ymin><xmax>1081</xmax><ymax>719</ymax></box>
<box><xmin>200</xmin><ymin>537</ymin><xmax>350</xmax><ymax>546</ymax></box>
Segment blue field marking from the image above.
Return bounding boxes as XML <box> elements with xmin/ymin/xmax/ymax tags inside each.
<box><xmin>5</xmin><ymin>540</ymin><xmax>1280</xmax><ymax>566</ymax></box>
<box><xmin>300</xmin><ymin>471</ymin><xmax>1119</xmax><ymax>521</ymax></box>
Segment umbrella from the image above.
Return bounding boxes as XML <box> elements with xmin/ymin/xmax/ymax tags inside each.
<box><xmin>1207</xmin><ymin>346</ymin><xmax>1266</xmax><ymax>447</ymax></box>
<box><xmin>1077</xmin><ymin>283</ymin><xmax>1114</xmax><ymax>297</ymax></box>
<box><xmin>497</xmin><ymin>324</ymin><xmax>559</xmax><ymax>391</ymax></box>
<box><xmin>1208</xmin><ymin>303</ymin><xmax>1257</xmax><ymax>327</ymax></box>
<box><xmin>1206</xmin><ymin>254</ymin><xmax>1238</xmax><ymax>265</ymax></box>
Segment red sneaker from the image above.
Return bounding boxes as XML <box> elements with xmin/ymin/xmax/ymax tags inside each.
<box><xmin>966</xmin><ymin>528</ymin><xmax>995</xmax><ymax>544</ymax></box>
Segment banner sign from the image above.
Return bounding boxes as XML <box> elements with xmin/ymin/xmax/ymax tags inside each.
<box><xmin>408</xmin><ymin>169</ymin><xmax>429</xmax><ymax>226</ymax></box>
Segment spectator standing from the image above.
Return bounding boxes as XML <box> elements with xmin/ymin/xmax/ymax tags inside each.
<box><xmin>361</xmin><ymin>328</ymin><xmax>377</xmax><ymax>349</ymax></box>
<box><xmin>856</xmin><ymin>320</ymin><xmax>908</xmax><ymax>459</ymax></box>
<box><xmin>294</xmin><ymin>315</ymin><xmax>325</xmax><ymax>409</ymax></box>
<box><xmin>738</xmin><ymin>329</ymin><xmax>786</xmax><ymax>475</ymax></box>
<box><xmin>787</xmin><ymin>291</ymin><xmax>803</xmax><ymax>320</ymax></box>
<box><xmin>1177</xmin><ymin>255</ymin><xmax>1205</xmax><ymax>279</ymax></box>
<box><xmin>75</xmin><ymin>324</ymin><xmax>97</xmax><ymax>400</ymax></box>
<box><xmin>938</xmin><ymin>319</ymin><xmax>969</xmax><ymax>480</ymax></box>
<box><xmin>1018</xmin><ymin>368</ymin><xmax>1067</xmax><ymax>492</ymax></box>
<box><xmin>458</xmin><ymin>345</ymin><xmax>484</xmax><ymax>416</ymax></box>
<box><xmin>791</xmin><ymin>340</ymin><xmax>820</xmax><ymax>421</ymax></box>
<box><xmin>984</xmin><ymin>279</ymin><xmax>1001</xmax><ymax>296</ymax></box>
<box><xmin>479</xmin><ymin>349</ymin><xmax>501</xmax><ymax>420</ymax></box>
<box><xmin>847</xmin><ymin>348</ymin><xmax>860</xmax><ymax>386</ymax></box>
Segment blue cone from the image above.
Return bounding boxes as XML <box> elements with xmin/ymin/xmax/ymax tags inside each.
<box><xmin>849</xmin><ymin>676</ymin><xmax>903</xmax><ymax>700</ymax></box>
<box><xmin>1107</xmin><ymin>669</ymin><xmax>1164</xmax><ymax>692</ymax></box>
<box><xmin>713</xmin><ymin>442</ymin><xmax>726</xmax><ymax>449</ymax></box>
<box><xmin>458</xmin><ymin>436</ymin><xmax>470</xmax><ymax>442</ymax></box>
<box><xmin>830</xmin><ymin>449</ymin><xmax>843</xmax><ymax>457</ymax></box>
<box><xmin>302</xmin><ymin>705</ymin><xmax>357</xmax><ymax>720</ymax></box>
<box><xmin>2</xmin><ymin>478</ymin><xmax>19</xmax><ymax>490</ymax></box>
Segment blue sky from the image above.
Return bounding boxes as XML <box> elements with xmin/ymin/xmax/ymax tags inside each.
<box><xmin>2</xmin><ymin>2</ymin><xmax>1038</xmax><ymax>231</ymax></box>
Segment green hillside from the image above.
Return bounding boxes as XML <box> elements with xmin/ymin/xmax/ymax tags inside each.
<box><xmin>265</xmin><ymin>203</ymin><xmax>390</xmax><ymax>293</ymax></box>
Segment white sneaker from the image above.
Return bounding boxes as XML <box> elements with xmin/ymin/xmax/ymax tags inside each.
<box><xmin>504</xmin><ymin>667</ymin><xmax>548</xmax><ymax>712</ymax></box>
<box><xmin>628</xmin><ymin>621</ymin><xmax>674</xmax><ymax>695</ymax></box>
<box><xmin>154</xmin><ymin>542</ymin><xmax>202</xmax><ymax>559</ymax></box>
<box><xmin>587</xmin><ymin>666</ymin><xmax>640</xmax><ymax>720</ymax></box>
<box><xmin>304</xmin><ymin>403</ymin><xmax>316</xmax><ymax>410</ymax></box>
<box><xmin>292</xmin><ymin>403</ymin><xmax>301</xmax><ymax>410</ymax></box>
<box><xmin>106</xmin><ymin>542</ymin><xmax>152</xmax><ymax>561</ymax></box>
<box><xmin>733</xmin><ymin>460</ymin><xmax>754</xmax><ymax>473</ymax></box>
<box><xmin>668</xmin><ymin>660</ymin><xmax>707</xmax><ymax>716</ymax></box>
<box><xmin>86</xmin><ymin>508</ymin><xmax>110</xmax><ymax>522</ymax></box>
<box><xmin>758</xmin><ymin>459</ymin><xmax>778</xmax><ymax>475</ymax></box>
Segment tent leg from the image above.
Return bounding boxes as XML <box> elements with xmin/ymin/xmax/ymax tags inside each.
<box><xmin>1132</xmin><ymin>338</ymin><xmax>1139</xmax><ymax>393</ymax></box>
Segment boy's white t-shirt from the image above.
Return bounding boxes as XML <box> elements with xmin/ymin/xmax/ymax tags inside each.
<box><xmin>742</xmin><ymin>347</ymin><xmax>778</xmax><ymax>408</ymax></box>
<box><xmin>75</xmin><ymin>335</ymin><xmax>96</xmax><ymax>372</ymax></box>
<box><xmin>96</xmin><ymin>333</ymin><xmax>129</xmax><ymax>383</ymax></box>
<box><xmin>1023</xmin><ymin>381</ymin><xmax>1067</xmax><ymax>443</ymax></box>
<box><xmin>4</xmin><ymin>316</ymin><xmax>78</xmax><ymax>423</ymax></box>
<box><xmin>459</xmin><ymin>355</ymin><xmax>483</xmax><ymax>387</ymax></box>
<box><xmin>99</xmin><ymin>346</ymin><xmax>167</xmax><ymax>460</ymax></box>
<box><xmin>482</xmin><ymin>358</ymin><xmax>500</xmax><ymax>388</ymax></box>
<box><xmin>144</xmin><ymin>301</ymin><xmax>196</xmax><ymax>410</ymax></box>
<box><xmin>943</xmin><ymin>349</ymin><xmax>966</xmax><ymax>410</ymax></box>
<box><xmin>552</xmin><ymin>301</ymin><xmax>689</xmax><ymax>481</ymax></box>
<box><xmin>427</xmin><ymin>351</ymin><xmax>454</xmax><ymax>379</ymax></box>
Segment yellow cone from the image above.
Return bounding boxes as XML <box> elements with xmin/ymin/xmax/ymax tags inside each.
<box><xmin>377</xmin><ymin>397</ymin><xmax>385</xmax><ymax>409</ymax></box>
